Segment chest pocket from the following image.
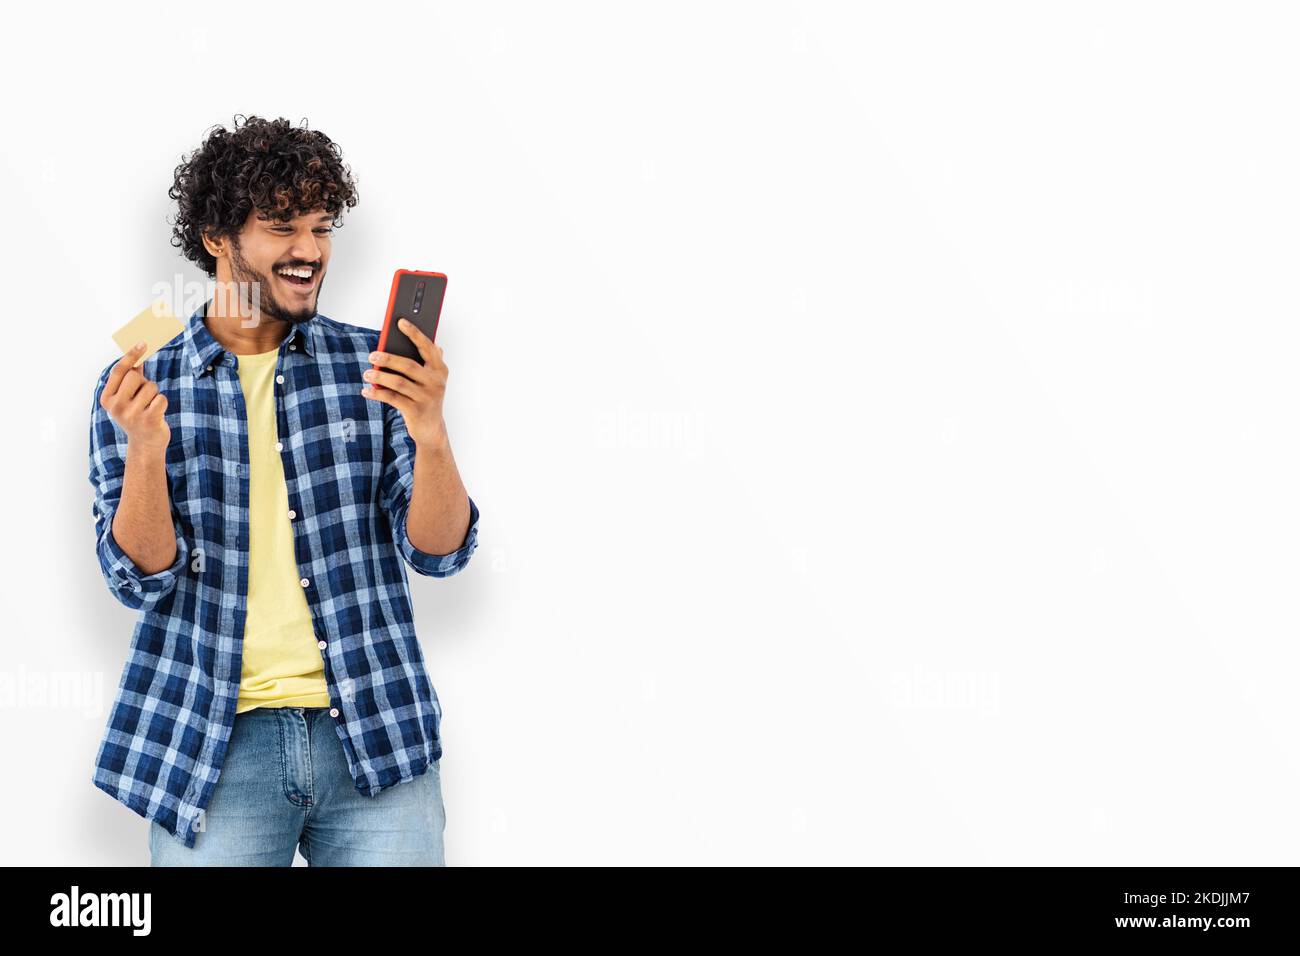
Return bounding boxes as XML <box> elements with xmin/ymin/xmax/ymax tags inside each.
<box><xmin>329</xmin><ymin>394</ymin><xmax>386</xmax><ymax>473</ymax></box>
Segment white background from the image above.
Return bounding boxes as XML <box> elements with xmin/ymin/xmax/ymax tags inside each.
<box><xmin>2</xmin><ymin>1</ymin><xmax>1297</xmax><ymax>865</ymax></box>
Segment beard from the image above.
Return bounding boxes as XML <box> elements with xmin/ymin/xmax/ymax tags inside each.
<box><xmin>229</xmin><ymin>239</ymin><xmax>323</xmax><ymax>325</ymax></box>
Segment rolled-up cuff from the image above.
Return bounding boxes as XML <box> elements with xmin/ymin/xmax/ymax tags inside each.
<box><xmin>398</xmin><ymin>495</ymin><xmax>480</xmax><ymax>578</ymax></box>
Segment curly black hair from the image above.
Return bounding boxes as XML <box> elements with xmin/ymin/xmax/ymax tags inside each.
<box><xmin>168</xmin><ymin>115</ymin><xmax>359</xmax><ymax>277</ymax></box>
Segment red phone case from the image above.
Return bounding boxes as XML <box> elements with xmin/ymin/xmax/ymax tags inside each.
<box><xmin>373</xmin><ymin>269</ymin><xmax>447</xmax><ymax>386</ymax></box>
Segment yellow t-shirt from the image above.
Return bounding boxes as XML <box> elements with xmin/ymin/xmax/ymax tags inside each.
<box><xmin>233</xmin><ymin>347</ymin><xmax>332</xmax><ymax>714</ymax></box>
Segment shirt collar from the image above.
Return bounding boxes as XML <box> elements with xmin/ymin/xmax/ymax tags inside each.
<box><xmin>184</xmin><ymin>296</ymin><xmax>318</xmax><ymax>377</ymax></box>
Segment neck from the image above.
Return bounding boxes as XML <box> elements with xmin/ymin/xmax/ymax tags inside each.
<box><xmin>205</xmin><ymin>278</ymin><xmax>295</xmax><ymax>355</ymax></box>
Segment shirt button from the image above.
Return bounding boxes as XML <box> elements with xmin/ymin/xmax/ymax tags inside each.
<box><xmin>287</xmin><ymin>509</ymin><xmax>297</xmax><ymax>520</ymax></box>
<box><xmin>329</xmin><ymin>708</ymin><xmax>339</xmax><ymax>718</ymax></box>
<box><xmin>206</xmin><ymin>364</ymin><xmax>213</xmax><ymax>372</ymax></box>
<box><xmin>274</xmin><ymin>441</ymin><xmax>284</xmax><ymax>452</ymax></box>
<box><xmin>300</xmin><ymin>577</ymin><xmax>310</xmax><ymax>587</ymax></box>
<box><xmin>276</xmin><ymin>374</ymin><xmax>285</xmax><ymax>384</ymax></box>
<box><xmin>317</xmin><ymin>640</ymin><xmax>327</xmax><ymax>650</ymax></box>
<box><xmin>289</xmin><ymin>344</ymin><xmax>297</xmax><ymax>351</ymax></box>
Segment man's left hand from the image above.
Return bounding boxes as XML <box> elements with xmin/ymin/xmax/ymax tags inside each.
<box><xmin>364</xmin><ymin>317</ymin><xmax>448</xmax><ymax>449</ymax></box>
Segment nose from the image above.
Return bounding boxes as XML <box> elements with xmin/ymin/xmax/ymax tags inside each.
<box><xmin>292</xmin><ymin>234</ymin><xmax>322</xmax><ymax>265</ymax></box>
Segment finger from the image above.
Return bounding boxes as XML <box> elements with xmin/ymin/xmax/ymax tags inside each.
<box><xmin>105</xmin><ymin>341</ymin><xmax>149</xmax><ymax>399</ymax></box>
<box><xmin>146</xmin><ymin>391</ymin><xmax>169</xmax><ymax>417</ymax></box>
<box><xmin>363</xmin><ymin>383</ymin><xmax>414</xmax><ymax>417</ymax></box>
<box><xmin>128</xmin><ymin>380</ymin><xmax>160</xmax><ymax>412</ymax></box>
<box><xmin>369</xmin><ymin>349</ymin><xmax>432</xmax><ymax>383</ymax></box>
<box><xmin>115</xmin><ymin>367</ymin><xmax>148</xmax><ymax>405</ymax></box>
<box><xmin>363</xmin><ymin>366</ymin><xmax>425</xmax><ymax>400</ymax></box>
<box><xmin>397</xmin><ymin>317</ymin><xmax>440</xmax><ymax>365</ymax></box>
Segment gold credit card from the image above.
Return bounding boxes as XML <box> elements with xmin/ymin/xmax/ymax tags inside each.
<box><xmin>112</xmin><ymin>301</ymin><xmax>185</xmax><ymax>367</ymax></box>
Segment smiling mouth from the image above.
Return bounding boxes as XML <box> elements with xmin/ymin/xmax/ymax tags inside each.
<box><xmin>275</xmin><ymin>265</ymin><xmax>318</xmax><ymax>289</ymax></box>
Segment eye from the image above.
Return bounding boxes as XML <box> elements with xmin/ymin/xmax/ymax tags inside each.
<box><xmin>314</xmin><ymin>228</ymin><xmax>333</xmax><ymax>236</ymax></box>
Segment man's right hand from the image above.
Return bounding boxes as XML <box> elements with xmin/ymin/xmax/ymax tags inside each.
<box><xmin>101</xmin><ymin>341</ymin><xmax>170</xmax><ymax>456</ymax></box>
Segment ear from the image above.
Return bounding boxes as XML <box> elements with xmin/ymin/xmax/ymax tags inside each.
<box><xmin>200</xmin><ymin>228</ymin><xmax>226</xmax><ymax>260</ymax></box>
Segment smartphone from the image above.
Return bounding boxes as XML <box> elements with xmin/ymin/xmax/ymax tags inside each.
<box><xmin>374</xmin><ymin>269</ymin><xmax>447</xmax><ymax>381</ymax></box>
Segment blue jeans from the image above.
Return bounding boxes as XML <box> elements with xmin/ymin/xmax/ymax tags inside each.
<box><xmin>149</xmin><ymin>705</ymin><xmax>445</xmax><ymax>866</ymax></box>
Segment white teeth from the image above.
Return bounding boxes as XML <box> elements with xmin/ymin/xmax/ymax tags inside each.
<box><xmin>277</xmin><ymin>266</ymin><xmax>313</xmax><ymax>279</ymax></box>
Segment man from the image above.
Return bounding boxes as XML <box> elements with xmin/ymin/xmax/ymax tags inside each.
<box><xmin>88</xmin><ymin>115</ymin><xmax>480</xmax><ymax>866</ymax></box>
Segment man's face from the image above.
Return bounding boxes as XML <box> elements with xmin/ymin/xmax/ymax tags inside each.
<box><xmin>227</xmin><ymin>208</ymin><xmax>333</xmax><ymax>324</ymax></box>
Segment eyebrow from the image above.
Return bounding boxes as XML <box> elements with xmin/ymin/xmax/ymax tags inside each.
<box><xmin>264</xmin><ymin>215</ymin><xmax>335</xmax><ymax>226</ymax></box>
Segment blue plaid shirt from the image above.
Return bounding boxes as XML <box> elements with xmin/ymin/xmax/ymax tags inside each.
<box><xmin>88</xmin><ymin>299</ymin><xmax>479</xmax><ymax>847</ymax></box>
